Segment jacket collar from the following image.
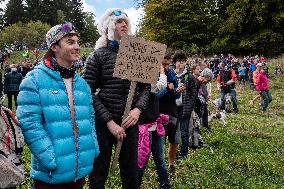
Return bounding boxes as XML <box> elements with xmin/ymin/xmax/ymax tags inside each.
<box><xmin>44</xmin><ymin>56</ymin><xmax>76</xmax><ymax>79</ymax></box>
<box><xmin>107</xmin><ymin>40</ymin><xmax>119</xmax><ymax>53</ymax></box>
<box><xmin>34</xmin><ymin>60</ymin><xmax>78</xmax><ymax>82</ymax></box>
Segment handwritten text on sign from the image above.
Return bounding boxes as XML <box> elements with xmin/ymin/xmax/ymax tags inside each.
<box><xmin>113</xmin><ymin>35</ymin><xmax>167</xmax><ymax>84</ymax></box>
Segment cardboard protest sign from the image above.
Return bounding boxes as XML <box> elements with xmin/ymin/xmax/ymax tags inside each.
<box><xmin>113</xmin><ymin>35</ymin><xmax>167</xmax><ymax>84</ymax></box>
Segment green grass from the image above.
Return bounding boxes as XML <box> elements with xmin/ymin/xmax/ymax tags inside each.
<box><xmin>7</xmin><ymin>54</ymin><xmax>284</xmax><ymax>188</ymax></box>
<box><xmin>139</xmin><ymin>60</ymin><xmax>284</xmax><ymax>189</ymax></box>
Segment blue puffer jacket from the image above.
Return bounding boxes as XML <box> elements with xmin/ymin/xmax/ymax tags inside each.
<box><xmin>16</xmin><ymin>62</ymin><xmax>99</xmax><ymax>184</ymax></box>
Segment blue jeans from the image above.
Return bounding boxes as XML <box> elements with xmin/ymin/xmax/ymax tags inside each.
<box><xmin>138</xmin><ymin>132</ymin><xmax>170</xmax><ymax>189</ymax></box>
<box><xmin>221</xmin><ymin>89</ymin><xmax>238</xmax><ymax>111</ymax></box>
<box><xmin>179</xmin><ymin>117</ymin><xmax>190</xmax><ymax>158</ymax></box>
<box><xmin>260</xmin><ymin>90</ymin><xmax>272</xmax><ymax>111</ymax></box>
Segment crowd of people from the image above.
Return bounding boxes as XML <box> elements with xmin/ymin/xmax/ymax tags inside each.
<box><xmin>0</xmin><ymin>7</ymin><xmax>280</xmax><ymax>189</ymax></box>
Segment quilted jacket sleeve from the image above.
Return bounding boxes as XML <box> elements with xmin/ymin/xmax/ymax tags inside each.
<box><xmin>182</xmin><ymin>73</ymin><xmax>198</xmax><ymax>118</ymax></box>
<box><xmin>83</xmin><ymin>52</ymin><xmax>113</xmax><ymax>124</ymax></box>
<box><xmin>134</xmin><ymin>83</ymin><xmax>151</xmax><ymax>112</ymax></box>
<box><xmin>16</xmin><ymin>73</ymin><xmax>57</xmax><ymax>171</ymax></box>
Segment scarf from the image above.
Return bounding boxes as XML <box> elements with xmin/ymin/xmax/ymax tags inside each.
<box><xmin>44</xmin><ymin>56</ymin><xmax>75</xmax><ymax>79</ymax></box>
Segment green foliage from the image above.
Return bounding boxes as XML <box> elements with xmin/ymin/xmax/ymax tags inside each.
<box><xmin>23</xmin><ymin>21</ymin><xmax>51</xmax><ymax>48</ymax></box>
<box><xmin>0</xmin><ymin>21</ymin><xmax>50</xmax><ymax>48</ymax></box>
<box><xmin>69</xmin><ymin>0</ymin><xmax>85</xmax><ymax>29</ymax></box>
<box><xmin>56</xmin><ymin>10</ymin><xmax>66</xmax><ymax>24</ymax></box>
<box><xmin>23</xmin><ymin>0</ymin><xmax>87</xmax><ymax>39</ymax></box>
<box><xmin>139</xmin><ymin>0</ymin><xmax>211</xmax><ymax>52</ymax></box>
<box><xmin>239</xmin><ymin>29</ymin><xmax>283</xmax><ymax>55</ymax></box>
<box><xmin>24</xmin><ymin>0</ymin><xmax>73</xmax><ymax>27</ymax></box>
<box><xmin>138</xmin><ymin>0</ymin><xmax>284</xmax><ymax>56</ymax></box>
<box><xmin>0</xmin><ymin>22</ymin><xmax>22</xmax><ymax>47</ymax></box>
<box><xmin>1</xmin><ymin>0</ymin><xmax>99</xmax><ymax>44</ymax></box>
<box><xmin>3</xmin><ymin>0</ymin><xmax>25</xmax><ymax>27</ymax></box>
<box><xmin>79</xmin><ymin>12</ymin><xmax>100</xmax><ymax>44</ymax></box>
<box><xmin>219</xmin><ymin>0</ymin><xmax>284</xmax><ymax>56</ymax></box>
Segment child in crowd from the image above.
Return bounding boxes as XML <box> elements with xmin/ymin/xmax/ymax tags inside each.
<box><xmin>137</xmin><ymin>63</ymin><xmax>170</xmax><ymax>189</ymax></box>
<box><xmin>238</xmin><ymin>64</ymin><xmax>247</xmax><ymax>86</ymax></box>
<box><xmin>256</xmin><ymin>64</ymin><xmax>272</xmax><ymax>112</ymax></box>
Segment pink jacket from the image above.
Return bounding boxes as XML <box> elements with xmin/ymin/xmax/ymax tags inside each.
<box><xmin>256</xmin><ymin>70</ymin><xmax>269</xmax><ymax>92</ymax></box>
<box><xmin>137</xmin><ymin>114</ymin><xmax>169</xmax><ymax>169</ymax></box>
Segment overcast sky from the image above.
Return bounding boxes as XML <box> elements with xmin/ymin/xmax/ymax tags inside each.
<box><xmin>0</xmin><ymin>0</ymin><xmax>144</xmax><ymax>33</ymax></box>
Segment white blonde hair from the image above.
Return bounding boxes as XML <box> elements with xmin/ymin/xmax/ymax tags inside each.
<box><xmin>95</xmin><ymin>8</ymin><xmax>132</xmax><ymax>50</ymax></box>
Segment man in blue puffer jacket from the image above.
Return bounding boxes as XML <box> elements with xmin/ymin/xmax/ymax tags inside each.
<box><xmin>16</xmin><ymin>22</ymin><xmax>99</xmax><ymax>188</ymax></box>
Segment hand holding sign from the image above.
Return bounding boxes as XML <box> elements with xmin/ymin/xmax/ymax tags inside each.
<box><xmin>107</xmin><ymin>120</ymin><xmax>126</xmax><ymax>141</ymax></box>
<box><xmin>121</xmin><ymin>107</ymin><xmax>141</xmax><ymax>129</ymax></box>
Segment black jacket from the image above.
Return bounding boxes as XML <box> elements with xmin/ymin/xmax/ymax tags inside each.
<box><xmin>83</xmin><ymin>41</ymin><xmax>150</xmax><ymax>125</ymax></box>
<box><xmin>4</xmin><ymin>71</ymin><xmax>22</xmax><ymax>93</ymax></box>
<box><xmin>182</xmin><ymin>73</ymin><xmax>198</xmax><ymax>118</ymax></box>
<box><xmin>219</xmin><ymin>69</ymin><xmax>235</xmax><ymax>91</ymax></box>
<box><xmin>139</xmin><ymin>93</ymin><xmax>159</xmax><ymax>124</ymax></box>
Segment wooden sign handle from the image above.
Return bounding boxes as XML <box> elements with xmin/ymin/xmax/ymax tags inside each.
<box><xmin>110</xmin><ymin>81</ymin><xmax>137</xmax><ymax>173</ymax></box>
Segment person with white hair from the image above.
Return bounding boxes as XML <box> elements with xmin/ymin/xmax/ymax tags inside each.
<box><xmin>196</xmin><ymin>69</ymin><xmax>213</xmax><ymax>118</ymax></box>
<box><xmin>83</xmin><ymin>8</ymin><xmax>150</xmax><ymax>189</ymax></box>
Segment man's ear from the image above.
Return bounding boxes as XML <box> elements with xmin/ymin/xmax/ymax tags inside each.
<box><xmin>50</xmin><ymin>44</ymin><xmax>57</xmax><ymax>53</ymax></box>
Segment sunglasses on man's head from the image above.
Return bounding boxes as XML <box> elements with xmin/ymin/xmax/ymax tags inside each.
<box><xmin>60</xmin><ymin>22</ymin><xmax>76</xmax><ymax>33</ymax></box>
<box><xmin>112</xmin><ymin>10</ymin><xmax>128</xmax><ymax>17</ymax></box>
<box><xmin>53</xmin><ymin>22</ymin><xmax>76</xmax><ymax>37</ymax></box>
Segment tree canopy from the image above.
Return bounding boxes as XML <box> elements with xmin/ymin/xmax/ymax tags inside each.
<box><xmin>1</xmin><ymin>0</ymin><xmax>283</xmax><ymax>55</ymax></box>
<box><xmin>1</xmin><ymin>0</ymin><xmax>99</xmax><ymax>45</ymax></box>
<box><xmin>137</xmin><ymin>0</ymin><xmax>284</xmax><ymax>56</ymax></box>
<box><xmin>0</xmin><ymin>21</ymin><xmax>50</xmax><ymax>48</ymax></box>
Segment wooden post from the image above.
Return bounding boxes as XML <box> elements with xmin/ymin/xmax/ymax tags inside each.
<box><xmin>110</xmin><ymin>81</ymin><xmax>137</xmax><ymax>173</ymax></box>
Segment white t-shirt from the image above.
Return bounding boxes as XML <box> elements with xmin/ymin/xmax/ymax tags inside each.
<box><xmin>63</xmin><ymin>78</ymin><xmax>76</xmax><ymax>124</ymax></box>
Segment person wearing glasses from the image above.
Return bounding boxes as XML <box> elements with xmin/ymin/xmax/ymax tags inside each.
<box><xmin>83</xmin><ymin>8</ymin><xmax>150</xmax><ymax>189</ymax></box>
<box><xmin>16</xmin><ymin>23</ymin><xmax>100</xmax><ymax>188</ymax></box>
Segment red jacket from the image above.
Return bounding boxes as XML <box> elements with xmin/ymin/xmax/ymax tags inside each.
<box><xmin>256</xmin><ymin>70</ymin><xmax>269</xmax><ymax>92</ymax></box>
